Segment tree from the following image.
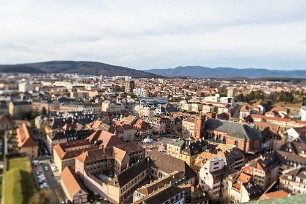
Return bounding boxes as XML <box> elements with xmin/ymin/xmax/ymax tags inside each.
<box><xmin>41</xmin><ymin>107</ymin><xmax>47</xmax><ymax>115</ymax></box>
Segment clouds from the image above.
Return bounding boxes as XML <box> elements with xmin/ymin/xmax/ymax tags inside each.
<box><xmin>1</xmin><ymin>0</ymin><xmax>306</xmax><ymax>69</ymax></box>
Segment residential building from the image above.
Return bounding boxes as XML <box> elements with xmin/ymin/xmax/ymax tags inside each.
<box><xmin>61</xmin><ymin>167</ymin><xmax>89</xmax><ymax>204</ymax></box>
<box><xmin>16</xmin><ymin>123</ymin><xmax>38</xmax><ymax>158</ymax></box>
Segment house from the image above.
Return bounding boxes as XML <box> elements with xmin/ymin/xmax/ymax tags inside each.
<box><xmin>182</xmin><ymin>115</ymin><xmax>205</xmax><ymax>139</ymax></box>
<box><xmin>179</xmin><ymin>138</ymin><xmax>208</xmax><ymax>168</ymax></box>
<box><xmin>280</xmin><ymin>167</ymin><xmax>306</xmax><ymax>195</ymax></box>
<box><xmin>133</xmin><ymin>119</ymin><xmax>152</xmax><ymax>138</ymax></box>
<box><xmin>214</xmin><ymin>144</ymin><xmax>245</xmax><ymax>170</ymax></box>
<box><xmin>199</xmin><ymin>155</ymin><xmax>224</xmax><ymax>198</ymax></box>
<box><xmin>286</xmin><ymin>127</ymin><xmax>306</xmax><ymax>143</ymax></box>
<box><xmin>61</xmin><ymin>167</ymin><xmax>88</xmax><ymax>204</ymax></box>
<box><xmin>276</xmin><ymin>141</ymin><xmax>306</xmax><ymax>174</ymax></box>
<box><xmin>109</xmin><ymin>120</ymin><xmax>136</xmax><ymax>142</ymax></box>
<box><xmin>241</xmin><ymin>151</ymin><xmax>280</xmax><ymax>189</ymax></box>
<box><xmin>46</xmin><ymin>122</ymin><xmax>92</xmax><ymax>154</ymax></box>
<box><xmin>225</xmin><ymin>172</ymin><xmax>262</xmax><ymax>203</ymax></box>
<box><xmin>16</xmin><ymin>123</ymin><xmax>38</xmax><ymax>158</ymax></box>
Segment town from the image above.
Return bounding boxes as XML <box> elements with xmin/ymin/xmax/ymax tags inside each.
<box><xmin>0</xmin><ymin>73</ymin><xmax>305</xmax><ymax>204</ymax></box>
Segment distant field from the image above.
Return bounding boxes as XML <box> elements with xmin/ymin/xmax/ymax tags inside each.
<box><xmin>4</xmin><ymin>157</ymin><xmax>36</xmax><ymax>204</ymax></box>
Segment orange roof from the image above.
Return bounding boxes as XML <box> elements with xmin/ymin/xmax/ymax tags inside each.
<box><xmin>61</xmin><ymin>167</ymin><xmax>87</xmax><ymax>197</ymax></box>
<box><xmin>16</xmin><ymin>123</ymin><xmax>38</xmax><ymax>148</ymax></box>
<box><xmin>87</xmin><ymin>130</ymin><xmax>124</xmax><ymax>147</ymax></box>
<box><xmin>260</xmin><ymin>190</ymin><xmax>289</xmax><ymax>200</ymax></box>
<box><xmin>238</xmin><ymin>173</ymin><xmax>251</xmax><ymax>183</ymax></box>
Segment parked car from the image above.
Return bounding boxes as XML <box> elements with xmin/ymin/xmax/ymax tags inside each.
<box><xmin>44</xmin><ymin>166</ymin><xmax>49</xmax><ymax>171</ymax></box>
<box><xmin>32</xmin><ymin>160</ymin><xmax>40</xmax><ymax>166</ymax></box>
<box><xmin>36</xmin><ymin>170</ymin><xmax>43</xmax><ymax>175</ymax></box>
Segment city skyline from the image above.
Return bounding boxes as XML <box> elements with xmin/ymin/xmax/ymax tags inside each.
<box><xmin>1</xmin><ymin>0</ymin><xmax>306</xmax><ymax>70</ymax></box>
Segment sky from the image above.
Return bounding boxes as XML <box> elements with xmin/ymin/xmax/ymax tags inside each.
<box><xmin>1</xmin><ymin>0</ymin><xmax>306</xmax><ymax>70</ymax></box>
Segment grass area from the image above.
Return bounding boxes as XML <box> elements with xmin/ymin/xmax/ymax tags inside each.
<box><xmin>4</xmin><ymin>157</ymin><xmax>37</xmax><ymax>204</ymax></box>
<box><xmin>0</xmin><ymin>176</ymin><xmax>2</xmax><ymax>201</ymax></box>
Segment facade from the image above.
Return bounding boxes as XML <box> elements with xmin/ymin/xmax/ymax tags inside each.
<box><xmin>125</xmin><ymin>80</ymin><xmax>135</xmax><ymax>93</ymax></box>
<box><xmin>199</xmin><ymin>155</ymin><xmax>224</xmax><ymax>198</ymax></box>
<box><xmin>280</xmin><ymin>167</ymin><xmax>306</xmax><ymax>195</ymax></box>
<box><xmin>101</xmin><ymin>100</ymin><xmax>125</xmax><ymax>113</ymax></box>
<box><xmin>8</xmin><ymin>101</ymin><xmax>32</xmax><ymax>118</ymax></box>
<box><xmin>241</xmin><ymin>151</ymin><xmax>280</xmax><ymax>190</ymax></box>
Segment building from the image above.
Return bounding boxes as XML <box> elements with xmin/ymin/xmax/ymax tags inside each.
<box><xmin>18</xmin><ymin>82</ymin><xmax>33</xmax><ymax>92</ymax></box>
<box><xmin>133</xmin><ymin>171</ymin><xmax>186</xmax><ymax>203</ymax></box>
<box><xmin>280</xmin><ymin>167</ymin><xmax>306</xmax><ymax>195</ymax></box>
<box><xmin>101</xmin><ymin>100</ymin><xmax>125</xmax><ymax>113</ymax></box>
<box><xmin>59</xmin><ymin>103</ymin><xmax>101</xmax><ymax>114</ymax></box>
<box><xmin>47</xmin><ymin>123</ymin><xmax>92</xmax><ymax>154</ymax></box>
<box><xmin>225</xmin><ymin>172</ymin><xmax>263</xmax><ymax>203</ymax></box>
<box><xmin>286</xmin><ymin>127</ymin><xmax>306</xmax><ymax>142</ymax></box>
<box><xmin>75</xmin><ymin>149</ymin><xmax>150</xmax><ymax>203</ymax></box>
<box><xmin>204</xmin><ymin>118</ymin><xmax>262</xmax><ymax>156</ymax></box>
<box><xmin>182</xmin><ymin>115</ymin><xmax>205</xmax><ymax>139</ymax></box>
<box><xmin>125</xmin><ymin>80</ymin><xmax>135</xmax><ymax>93</ymax></box>
<box><xmin>61</xmin><ymin>167</ymin><xmax>88</xmax><ymax>204</ymax></box>
<box><xmin>276</xmin><ymin>142</ymin><xmax>306</xmax><ymax>174</ymax></box>
<box><xmin>241</xmin><ymin>151</ymin><xmax>280</xmax><ymax>189</ymax></box>
<box><xmin>199</xmin><ymin>155</ymin><xmax>224</xmax><ymax>198</ymax></box>
<box><xmin>214</xmin><ymin>144</ymin><xmax>245</xmax><ymax>170</ymax></box>
<box><xmin>8</xmin><ymin>101</ymin><xmax>32</xmax><ymax>118</ymax></box>
<box><xmin>16</xmin><ymin>123</ymin><xmax>38</xmax><ymax>158</ymax></box>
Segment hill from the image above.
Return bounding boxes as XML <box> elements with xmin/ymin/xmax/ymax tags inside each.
<box><xmin>145</xmin><ymin>66</ymin><xmax>306</xmax><ymax>78</ymax></box>
<box><xmin>0</xmin><ymin>61</ymin><xmax>160</xmax><ymax>78</ymax></box>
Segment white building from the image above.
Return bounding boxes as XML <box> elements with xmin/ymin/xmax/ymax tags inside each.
<box><xmin>19</xmin><ymin>82</ymin><xmax>33</xmax><ymax>93</ymax></box>
<box><xmin>199</xmin><ymin>155</ymin><xmax>224</xmax><ymax>198</ymax></box>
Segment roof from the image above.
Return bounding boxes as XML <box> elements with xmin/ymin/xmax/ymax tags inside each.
<box><xmin>87</xmin><ymin>130</ymin><xmax>124</xmax><ymax>147</ymax></box>
<box><xmin>205</xmin><ymin>118</ymin><xmax>262</xmax><ymax>140</ymax></box>
<box><xmin>61</xmin><ymin>167</ymin><xmax>88</xmax><ymax>197</ymax></box>
<box><xmin>148</xmin><ymin>150</ymin><xmax>197</xmax><ymax>181</ymax></box>
<box><xmin>116</xmin><ymin>158</ymin><xmax>150</xmax><ymax>187</ymax></box>
<box><xmin>246</xmin><ymin>194</ymin><xmax>306</xmax><ymax>204</ymax></box>
<box><xmin>134</xmin><ymin>185</ymin><xmax>183</xmax><ymax>204</ymax></box>
<box><xmin>260</xmin><ymin>190</ymin><xmax>289</xmax><ymax>200</ymax></box>
<box><xmin>16</xmin><ymin>123</ymin><xmax>38</xmax><ymax>148</ymax></box>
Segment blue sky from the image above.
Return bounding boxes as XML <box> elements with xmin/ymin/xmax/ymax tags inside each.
<box><xmin>1</xmin><ymin>0</ymin><xmax>306</xmax><ymax>70</ymax></box>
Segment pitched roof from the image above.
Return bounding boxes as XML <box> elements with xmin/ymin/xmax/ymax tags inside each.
<box><xmin>16</xmin><ymin>123</ymin><xmax>38</xmax><ymax>148</ymax></box>
<box><xmin>87</xmin><ymin>130</ymin><xmax>124</xmax><ymax>147</ymax></box>
<box><xmin>61</xmin><ymin>167</ymin><xmax>88</xmax><ymax>197</ymax></box>
<box><xmin>260</xmin><ymin>190</ymin><xmax>289</xmax><ymax>200</ymax></box>
<box><xmin>205</xmin><ymin>118</ymin><xmax>262</xmax><ymax>140</ymax></box>
<box><xmin>116</xmin><ymin>158</ymin><xmax>150</xmax><ymax>187</ymax></box>
<box><xmin>148</xmin><ymin>150</ymin><xmax>197</xmax><ymax>181</ymax></box>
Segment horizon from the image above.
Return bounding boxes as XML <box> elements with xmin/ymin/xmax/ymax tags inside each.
<box><xmin>1</xmin><ymin>60</ymin><xmax>306</xmax><ymax>71</ymax></box>
<box><xmin>1</xmin><ymin>1</ymin><xmax>306</xmax><ymax>70</ymax></box>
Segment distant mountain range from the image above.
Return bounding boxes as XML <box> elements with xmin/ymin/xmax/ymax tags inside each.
<box><xmin>0</xmin><ymin>61</ymin><xmax>160</xmax><ymax>78</ymax></box>
<box><xmin>145</xmin><ymin>66</ymin><xmax>306</xmax><ymax>78</ymax></box>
